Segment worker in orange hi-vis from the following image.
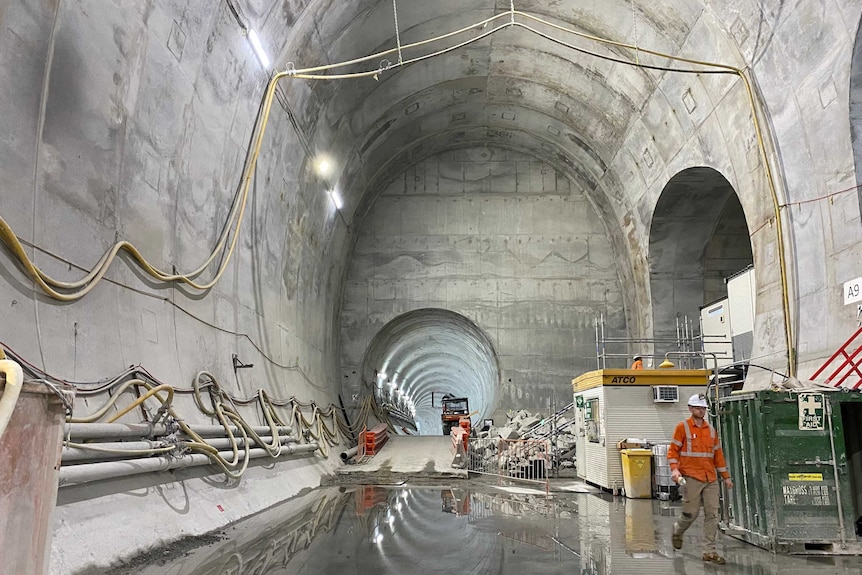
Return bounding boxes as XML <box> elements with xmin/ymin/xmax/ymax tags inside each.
<box><xmin>630</xmin><ymin>355</ymin><xmax>644</xmax><ymax>369</ymax></box>
<box><xmin>668</xmin><ymin>393</ymin><xmax>734</xmax><ymax>565</ymax></box>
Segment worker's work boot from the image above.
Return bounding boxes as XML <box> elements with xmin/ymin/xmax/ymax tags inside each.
<box><xmin>702</xmin><ymin>552</ymin><xmax>726</xmax><ymax>565</ymax></box>
<box><xmin>671</xmin><ymin>524</ymin><xmax>683</xmax><ymax>550</ymax></box>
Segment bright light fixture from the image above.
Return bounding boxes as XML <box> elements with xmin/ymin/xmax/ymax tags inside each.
<box><xmin>329</xmin><ymin>190</ymin><xmax>344</xmax><ymax>210</ymax></box>
<box><xmin>316</xmin><ymin>156</ymin><xmax>333</xmax><ymax>177</ymax></box>
<box><xmin>247</xmin><ymin>29</ymin><xmax>270</xmax><ymax>69</ymax></box>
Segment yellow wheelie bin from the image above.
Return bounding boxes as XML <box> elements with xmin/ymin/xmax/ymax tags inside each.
<box><xmin>620</xmin><ymin>448</ymin><xmax>653</xmax><ymax>498</ymax></box>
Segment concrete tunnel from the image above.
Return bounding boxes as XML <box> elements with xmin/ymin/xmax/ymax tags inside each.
<box><xmin>2</xmin><ymin>0</ymin><xmax>862</xmax><ymax>572</ymax></box>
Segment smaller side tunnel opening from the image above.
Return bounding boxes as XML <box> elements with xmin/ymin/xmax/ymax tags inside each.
<box><xmin>359</xmin><ymin>309</ymin><xmax>500</xmax><ymax>435</ymax></box>
<box><xmin>649</xmin><ymin>167</ymin><xmax>753</xmax><ymax>347</ymax></box>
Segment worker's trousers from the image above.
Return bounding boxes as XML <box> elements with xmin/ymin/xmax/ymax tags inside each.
<box><xmin>673</xmin><ymin>477</ymin><xmax>720</xmax><ymax>553</ymax></box>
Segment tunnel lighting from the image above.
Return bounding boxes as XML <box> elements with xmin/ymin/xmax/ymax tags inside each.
<box><xmin>316</xmin><ymin>156</ymin><xmax>333</xmax><ymax>177</ymax></box>
<box><xmin>247</xmin><ymin>29</ymin><xmax>270</xmax><ymax>69</ymax></box>
<box><xmin>378</xmin><ymin>372</ymin><xmax>387</xmax><ymax>380</ymax></box>
<box><xmin>329</xmin><ymin>189</ymin><xmax>343</xmax><ymax>210</ymax></box>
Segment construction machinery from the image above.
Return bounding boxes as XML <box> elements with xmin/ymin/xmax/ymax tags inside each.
<box><xmin>441</xmin><ymin>396</ymin><xmax>470</xmax><ymax>435</ymax></box>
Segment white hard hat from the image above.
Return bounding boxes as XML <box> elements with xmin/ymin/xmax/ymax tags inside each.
<box><xmin>633</xmin><ymin>355</ymin><xmax>642</xmax><ymax>360</ymax></box>
<box><xmin>688</xmin><ymin>394</ymin><xmax>708</xmax><ymax>407</ymax></box>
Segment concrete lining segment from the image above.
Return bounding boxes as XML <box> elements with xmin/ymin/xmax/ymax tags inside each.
<box><xmin>342</xmin><ymin>144</ymin><xmax>627</xmax><ymax>419</ymax></box>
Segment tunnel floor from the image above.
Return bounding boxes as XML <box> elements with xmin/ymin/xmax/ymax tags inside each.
<box><xmin>88</xmin><ymin>482</ymin><xmax>862</xmax><ymax>575</ymax></box>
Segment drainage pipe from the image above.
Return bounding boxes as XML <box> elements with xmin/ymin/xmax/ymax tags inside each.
<box><xmin>0</xmin><ymin>358</ymin><xmax>24</xmax><ymax>441</ymax></box>
<box><xmin>58</xmin><ymin>442</ymin><xmax>319</xmax><ymax>487</ymax></box>
<box><xmin>65</xmin><ymin>422</ymin><xmax>293</xmax><ymax>441</ymax></box>
<box><xmin>340</xmin><ymin>446</ymin><xmax>358</xmax><ymax>462</ymax></box>
<box><xmin>62</xmin><ymin>435</ymin><xmax>299</xmax><ymax>463</ymax></box>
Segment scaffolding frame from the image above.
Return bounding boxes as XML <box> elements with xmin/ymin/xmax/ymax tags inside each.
<box><xmin>594</xmin><ymin>313</ymin><xmax>706</xmax><ymax>370</ymax></box>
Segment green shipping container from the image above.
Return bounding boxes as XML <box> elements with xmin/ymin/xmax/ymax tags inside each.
<box><xmin>717</xmin><ymin>390</ymin><xmax>862</xmax><ymax>554</ymax></box>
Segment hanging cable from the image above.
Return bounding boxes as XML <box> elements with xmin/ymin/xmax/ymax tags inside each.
<box><xmin>631</xmin><ymin>0</ymin><xmax>639</xmax><ymax>65</ymax></box>
<box><xmin>0</xmin><ymin>68</ymin><xmax>275</xmax><ymax>301</ymax></box>
<box><xmin>392</xmin><ymin>0</ymin><xmax>403</xmax><ymax>65</ymax></box>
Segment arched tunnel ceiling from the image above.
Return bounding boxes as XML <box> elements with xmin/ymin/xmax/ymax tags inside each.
<box><xmin>258</xmin><ymin>0</ymin><xmax>741</xmax><ymax>431</ymax></box>
<box><xmin>268</xmin><ymin>0</ymin><xmax>718</xmax><ymax>220</ymax></box>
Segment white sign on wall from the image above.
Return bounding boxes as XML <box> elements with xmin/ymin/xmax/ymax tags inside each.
<box><xmin>844</xmin><ymin>277</ymin><xmax>862</xmax><ymax>305</ymax></box>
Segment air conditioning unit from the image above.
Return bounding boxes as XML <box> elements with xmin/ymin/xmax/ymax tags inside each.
<box><xmin>652</xmin><ymin>385</ymin><xmax>679</xmax><ymax>403</ymax></box>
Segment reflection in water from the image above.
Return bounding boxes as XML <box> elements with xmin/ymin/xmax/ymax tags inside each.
<box><xmin>173</xmin><ymin>488</ymin><xmax>352</xmax><ymax>575</ymax></box>
<box><xmin>111</xmin><ymin>487</ymin><xmax>862</xmax><ymax>575</ymax></box>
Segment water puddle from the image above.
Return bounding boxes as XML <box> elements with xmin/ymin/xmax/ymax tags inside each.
<box><xmin>98</xmin><ymin>485</ymin><xmax>862</xmax><ymax>574</ymax></box>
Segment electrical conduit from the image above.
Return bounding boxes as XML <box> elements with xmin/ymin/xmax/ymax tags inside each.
<box><xmin>58</xmin><ymin>442</ymin><xmax>319</xmax><ymax>487</ymax></box>
<box><xmin>62</xmin><ymin>435</ymin><xmax>299</xmax><ymax>463</ymax></box>
<box><xmin>65</xmin><ymin>422</ymin><xmax>293</xmax><ymax>441</ymax></box>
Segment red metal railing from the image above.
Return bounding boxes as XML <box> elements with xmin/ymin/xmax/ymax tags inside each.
<box><xmin>809</xmin><ymin>326</ymin><xmax>862</xmax><ymax>389</ymax></box>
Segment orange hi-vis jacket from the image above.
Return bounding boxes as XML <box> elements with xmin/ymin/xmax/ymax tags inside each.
<box><xmin>667</xmin><ymin>416</ymin><xmax>730</xmax><ymax>483</ymax></box>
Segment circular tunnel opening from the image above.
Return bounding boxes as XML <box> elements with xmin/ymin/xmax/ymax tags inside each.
<box><xmin>360</xmin><ymin>308</ymin><xmax>500</xmax><ymax>435</ymax></box>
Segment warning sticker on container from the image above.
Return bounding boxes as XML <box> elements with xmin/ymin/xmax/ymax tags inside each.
<box><xmin>788</xmin><ymin>473</ymin><xmax>823</xmax><ymax>482</ymax></box>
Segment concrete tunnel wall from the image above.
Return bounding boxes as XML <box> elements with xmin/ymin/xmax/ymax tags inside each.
<box><xmin>1</xmin><ymin>0</ymin><xmax>862</xmax><ymax>571</ymax></box>
<box><xmin>341</xmin><ymin>146</ymin><xmax>626</xmax><ymax>420</ymax></box>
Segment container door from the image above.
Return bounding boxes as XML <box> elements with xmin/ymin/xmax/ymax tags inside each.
<box><xmin>768</xmin><ymin>392</ymin><xmax>848</xmax><ymax>551</ymax></box>
<box><xmin>727</xmin><ymin>267</ymin><xmax>754</xmax><ymax>363</ymax></box>
<box><xmin>719</xmin><ymin>395</ymin><xmax>771</xmax><ymax>547</ymax></box>
<box><xmin>837</xmin><ymin>398</ymin><xmax>862</xmax><ymax>544</ymax></box>
<box><xmin>575</xmin><ymin>393</ymin><xmax>587</xmax><ymax>479</ymax></box>
<box><xmin>700</xmin><ymin>298</ymin><xmax>733</xmax><ymax>368</ymax></box>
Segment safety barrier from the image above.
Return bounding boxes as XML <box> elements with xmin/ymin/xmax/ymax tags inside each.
<box><xmin>466</xmin><ymin>438</ymin><xmax>550</xmax><ymax>493</ymax></box>
<box><xmin>363</xmin><ymin>423</ymin><xmax>389</xmax><ymax>456</ymax></box>
<box><xmin>810</xmin><ymin>326</ymin><xmax>862</xmax><ymax>388</ymax></box>
<box><xmin>451</xmin><ymin>426</ymin><xmax>469</xmax><ymax>452</ymax></box>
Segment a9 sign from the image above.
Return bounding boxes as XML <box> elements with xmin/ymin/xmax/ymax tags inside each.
<box><xmin>845</xmin><ymin>277</ymin><xmax>862</xmax><ymax>305</ymax></box>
